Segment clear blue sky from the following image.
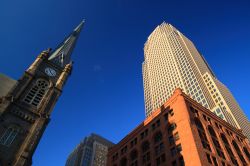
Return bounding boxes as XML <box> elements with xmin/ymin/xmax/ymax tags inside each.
<box><xmin>0</xmin><ymin>0</ymin><xmax>250</xmax><ymax>165</ymax></box>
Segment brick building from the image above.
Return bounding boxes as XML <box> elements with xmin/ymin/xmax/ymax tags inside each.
<box><xmin>107</xmin><ymin>88</ymin><xmax>250</xmax><ymax>166</ymax></box>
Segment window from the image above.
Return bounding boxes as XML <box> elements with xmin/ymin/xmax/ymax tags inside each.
<box><xmin>168</xmin><ymin>123</ymin><xmax>177</xmax><ymax>134</ymax></box>
<box><xmin>194</xmin><ymin>118</ymin><xmax>211</xmax><ymax>151</ymax></box>
<box><xmin>142</xmin><ymin>141</ymin><xmax>150</xmax><ymax>153</ymax></box>
<box><xmin>152</xmin><ymin>124</ymin><xmax>156</xmax><ymax>130</ymax></box>
<box><xmin>176</xmin><ymin>144</ymin><xmax>182</xmax><ymax>152</ymax></box>
<box><xmin>156</xmin><ymin>120</ymin><xmax>160</xmax><ymax>127</ymax></box>
<box><xmin>169</xmin><ymin>109</ymin><xmax>174</xmax><ymax>117</ymax></box>
<box><xmin>221</xmin><ymin>134</ymin><xmax>238</xmax><ymax>165</ymax></box>
<box><xmin>131</xmin><ymin>138</ymin><xmax>137</xmax><ymax>147</ymax></box>
<box><xmin>130</xmin><ymin>150</ymin><xmax>138</xmax><ymax>161</ymax></box>
<box><xmin>121</xmin><ymin>146</ymin><xmax>128</xmax><ymax>155</ymax></box>
<box><xmin>112</xmin><ymin>153</ymin><xmax>118</xmax><ymax>161</ymax></box>
<box><xmin>206</xmin><ymin>153</ymin><xmax>212</xmax><ymax>164</ymax></box>
<box><xmin>208</xmin><ymin>126</ymin><xmax>225</xmax><ymax>159</ymax></box>
<box><xmin>243</xmin><ymin>147</ymin><xmax>250</xmax><ymax>161</ymax></box>
<box><xmin>212</xmin><ymin>156</ymin><xmax>218</xmax><ymax>166</ymax></box>
<box><xmin>169</xmin><ymin>135</ymin><xmax>174</xmax><ymax>145</ymax></box>
<box><xmin>154</xmin><ymin>132</ymin><xmax>162</xmax><ymax>144</ymax></box>
<box><xmin>174</xmin><ymin>133</ymin><xmax>180</xmax><ymax>141</ymax></box>
<box><xmin>203</xmin><ymin>114</ymin><xmax>207</xmax><ymax>121</ymax></box>
<box><xmin>164</xmin><ymin>113</ymin><xmax>168</xmax><ymax>121</ymax></box>
<box><xmin>0</xmin><ymin>126</ymin><xmax>18</xmax><ymax>146</ymax></box>
<box><xmin>190</xmin><ymin>106</ymin><xmax>199</xmax><ymax>116</ymax></box>
<box><xmin>171</xmin><ymin>147</ymin><xmax>176</xmax><ymax>156</ymax></box>
<box><xmin>155</xmin><ymin>143</ymin><xmax>164</xmax><ymax>155</ymax></box>
<box><xmin>24</xmin><ymin>79</ymin><xmax>49</xmax><ymax>106</ymax></box>
<box><xmin>140</xmin><ymin>129</ymin><xmax>148</xmax><ymax>140</ymax></box>
<box><xmin>156</xmin><ymin>154</ymin><xmax>166</xmax><ymax>166</ymax></box>
<box><xmin>142</xmin><ymin>152</ymin><xmax>150</xmax><ymax>164</ymax></box>
<box><xmin>232</xmin><ymin>140</ymin><xmax>246</xmax><ymax>164</ymax></box>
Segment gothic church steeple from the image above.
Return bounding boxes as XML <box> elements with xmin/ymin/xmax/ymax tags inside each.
<box><xmin>49</xmin><ymin>20</ymin><xmax>84</xmax><ymax>67</ymax></box>
<box><xmin>0</xmin><ymin>21</ymin><xmax>83</xmax><ymax>166</ymax></box>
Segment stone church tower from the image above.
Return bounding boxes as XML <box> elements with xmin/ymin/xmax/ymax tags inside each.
<box><xmin>0</xmin><ymin>21</ymin><xmax>84</xmax><ymax>166</ymax></box>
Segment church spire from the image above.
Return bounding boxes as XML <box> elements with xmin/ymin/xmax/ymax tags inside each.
<box><xmin>48</xmin><ymin>20</ymin><xmax>84</xmax><ymax>67</ymax></box>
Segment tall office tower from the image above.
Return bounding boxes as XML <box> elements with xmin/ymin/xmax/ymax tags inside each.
<box><xmin>0</xmin><ymin>21</ymin><xmax>83</xmax><ymax>165</ymax></box>
<box><xmin>66</xmin><ymin>133</ymin><xmax>114</xmax><ymax>166</ymax></box>
<box><xmin>108</xmin><ymin>89</ymin><xmax>250</xmax><ymax>166</ymax></box>
<box><xmin>142</xmin><ymin>22</ymin><xmax>250</xmax><ymax>139</ymax></box>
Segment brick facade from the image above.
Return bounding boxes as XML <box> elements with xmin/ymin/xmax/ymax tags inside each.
<box><xmin>107</xmin><ymin>88</ymin><xmax>250</xmax><ymax>166</ymax></box>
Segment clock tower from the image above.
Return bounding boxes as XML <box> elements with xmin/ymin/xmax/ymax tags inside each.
<box><xmin>0</xmin><ymin>21</ymin><xmax>84</xmax><ymax>166</ymax></box>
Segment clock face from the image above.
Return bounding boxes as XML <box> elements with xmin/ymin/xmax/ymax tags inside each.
<box><xmin>45</xmin><ymin>67</ymin><xmax>56</xmax><ymax>77</ymax></box>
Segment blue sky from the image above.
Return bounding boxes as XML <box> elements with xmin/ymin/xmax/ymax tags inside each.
<box><xmin>1</xmin><ymin>0</ymin><xmax>250</xmax><ymax>165</ymax></box>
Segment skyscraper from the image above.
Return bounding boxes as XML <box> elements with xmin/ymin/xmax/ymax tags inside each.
<box><xmin>142</xmin><ymin>22</ymin><xmax>250</xmax><ymax>140</ymax></box>
<box><xmin>66</xmin><ymin>133</ymin><xmax>114</xmax><ymax>166</ymax></box>
<box><xmin>0</xmin><ymin>21</ymin><xmax>83</xmax><ymax>165</ymax></box>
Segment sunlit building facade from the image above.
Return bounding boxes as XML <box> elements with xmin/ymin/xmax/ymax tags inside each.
<box><xmin>142</xmin><ymin>22</ymin><xmax>250</xmax><ymax>140</ymax></box>
<box><xmin>108</xmin><ymin>89</ymin><xmax>250</xmax><ymax>166</ymax></box>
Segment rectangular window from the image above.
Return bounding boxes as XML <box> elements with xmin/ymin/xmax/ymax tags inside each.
<box><xmin>171</xmin><ymin>147</ymin><xmax>176</xmax><ymax>156</ymax></box>
<box><xmin>174</xmin><ymin>133</ymin><xmax>180</xmax><ymax>141</ymax></box>
<box><xmin>156</xmin><ymin>120</ymin><xmax>161</xmax><ymax>127</ymax></box>
<box><xmin>176</xmin><ymin>144</ymin><xmax>182</xmax><ymax>152</ymax></box>
<box><xmin>152</xmin><ymin>124</ymin><xmax>156</xmax><ymax>130</ymax></box>
<box><xmin>206</xmin><ymin>153</ymin><xmax>212</xmax><ymax>164</ymax></box>
<box><xmin>169</xmin><ymin>136</ymin><xmax>174</xmax><ymax>145</ymax></box>
<box><xmin>212</xmin><ymin>156</ymin><xmax>218</xmax><ymax>166</ymax></box>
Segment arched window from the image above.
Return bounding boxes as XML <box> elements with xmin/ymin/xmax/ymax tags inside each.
<box><xmin>221</xmin><ymin>134</ymin><xmax>238</xmax><ymax>165</ymax></box>
<box><xmin>0</xmin><ymin>126</ymin><xmax>19</xmax><ymax>146</ymax></box>
<box><xmin>154</xmin><ymin>131</ymin><xmax>162</xmax><ymax>143</ymax></box>
<box><xmin>141</xmin><ymin>141</ymin><xmax>150</xmax><ymax>153</ymax></box>
<box><xmin>208</xmin><ymin>126</ymin><xmax>225</xmax><ymax>159</ymax></box>
<box><xmin>243</xmin><ymin>147</ymin><xmax>250</xmax><ymax>161</ymax></box>
<box><xmin>194</xmin><ymin>118</ymin><xmax>211</xmax><ymax>151</ymax></box>
<box><xmin>232</xmin><ymin>140</ymin><xmax>246</xmax><ymax>164</ymax></box>
<box><xmin>24</xmin><ymin>79</ymin><xmax>49</xmax><ymax>106</ymax></box>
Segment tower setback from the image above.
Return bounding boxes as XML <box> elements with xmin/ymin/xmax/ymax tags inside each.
<box><xmin>0</xmin><ymin>21</ymin><xmax>83</xmax><ymax>166</ymax></box>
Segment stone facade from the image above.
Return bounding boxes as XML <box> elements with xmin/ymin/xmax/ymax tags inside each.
<box><xmin>107</xmin><ymin>88</ymin><xmax>250</xmax><ymax>166</ymax></box>
<box><xmin>0</xmin><ymin>21</ymin><xmax>83</xmax><ymax>166</ymax></box>
<box><xmin>0</xmin><ymin>50</ymin><xmax>72</xmax><ymax>165</ymax></box>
